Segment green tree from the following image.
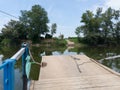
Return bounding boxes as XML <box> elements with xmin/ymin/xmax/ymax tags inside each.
<box><xmin>75</xmin><ymin>26</ymin><xmax>82</xmax><ymax>37</ymax></box>
<box><xmin>76</xmin><ymin>7</ymin><xmax>120</xmax><ymax>45</ymax></box>
<box><xmin>101</xmin><ymin>7</ymin><xmax>114</xmax><ymax>44</ymax></box>
<box><xmin>81</xmin><ymin>10</ymin><xmax>94</xmax><ymax>36</ymax></box>
<box><xmin>1</xmin><ymin>20</ymin><xmax>24</xmax><ymax>45</ymax></box>
<box><xmin>19</xmin><ymin>5</ymin><xmax>49</xmax><ymax>41</ymax></box>
<box><xmin>1</xmin><ymin>4</ymin><xmax>50</xmax><ymax>45</ymax></box>
<box><xmin>94</xmin><ymin>8</ymin><xmax>102</xmax><ymax>35</ymax></box>
<box><xmin>51</xmin><ymin>23</ymin><xmax>57</xmax><ymax>36</ymax></box>
<box><xmin>113</xmin><ymin>10</ymin><xmax>120</xmax><ymax>44</ymax></box>
<box><xmin>2</xmin><ymin>20</ymin><xmax>19</xmax><ymax>40</ymax></box>
<box><xmin>80</xmin><ymin>10</ymin><xmax>101</xmax><ymax>45</ymax></box>
<box><xmin>2</xmin><ymin>20</ymin><xmax>27</xmax><ymax>40</ymax></box>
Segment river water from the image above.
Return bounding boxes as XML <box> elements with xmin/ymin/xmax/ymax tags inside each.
<box><xmin>0</xmin><ymin>45</ymin><xmax>120</xmax><ymax>90</ymax></box>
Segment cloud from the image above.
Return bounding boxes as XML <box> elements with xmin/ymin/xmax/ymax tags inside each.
<box><xmin>105</xmin><ymin>0</ymin><xmax>120</xmax><ymax>10</ymax></box>
<box><xmin>46</xmin><ymin>4</ymin><xmax>64</xmax><ymax>23</ymax></box>
<box><xmin>47</xmin><ymin>5</ymin><xmax>54</xmax><ymax>16</ymax></box>
<box><xmin>0</xmin><ymin>17</ymin><xmax>10</xmax><ymax>32</ymax></box>
<box><xmin>92</xmin><ymin>0</ymin><xmax>120</xmax><ymax>13</ymax></box>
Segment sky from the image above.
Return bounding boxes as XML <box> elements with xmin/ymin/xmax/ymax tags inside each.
<box><xmin>0</xmin><ymin>0</ymin><xmax>120</xmax><ymax>38</ymax></box>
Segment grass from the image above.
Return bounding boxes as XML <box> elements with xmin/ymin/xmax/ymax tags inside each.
<box><xmin>68</xmin><ymin>37</ymin><xmax>87</xmax><ymax>47</ymax></box>
<box><xmin>68</xmin><ymin>37</ymin><xmax>79</xmax><ymax>44</ymax></box>
<box><xmin>56</xmin><ymin>38</ymin><xmax>67</xmax><ymax>45</ymax></box>
<box><xmin>38</xmin><ymin>38</ymin><xmax>67</xmax><ymax>47</ymax></box>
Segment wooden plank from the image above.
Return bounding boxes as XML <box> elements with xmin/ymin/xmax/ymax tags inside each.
<box><xmin>31</xmin><ymin>55</ymin><xmax>120</xmax><ymax>90</ymax></box>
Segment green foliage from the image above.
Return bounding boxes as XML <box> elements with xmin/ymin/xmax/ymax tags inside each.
<box><xmin>55</xmin><ymin>39</ymin><xmax>67</xmax><ymax>46</ymax></box>
<box><xmin>68</xmin><ymin>37</ymin><xmax>79</xmax><ymax>44</ymax></box>
<box><xmin>1</xmin><ymin>4</ymin><xmax>49</xmax><ymax>44</ymax></box>
<box><xmin>68</xmin><ymin>37</ymin><xmax>87</xmax><ymax>47</ymax></box>
<box><xmin>2</xmin><ymin>20</ymin><xmax>19</xmax><ymax>39</ymax></box>
<box><xmin>2</xmin><ymin>20</ymin><xmax>26</xmax><ymax>40</ymax></box>
<box><xmin>51</xmin><ymin>23</ymin><xmax>57</xmax><ymax>36</ymax></box>
<box><xmin>19</xmin><ymin>5</ymin><xmax>49</xmax><ymax>41</ymax></box>
<box><xmin>1</xmin><ymin>38</ymin><xmax>11</xmax><ymax>46</ymax></box>
<box><xmin>75</xmin><ymin>7</ymin><xmax>120</xmax><ymax>46</ymax></box>
<box><xmin>0</xmin><ymin>35</ymin><xmax>4</xmax><ymax>43</ymax></box>
<box><xmin>83</xmin><ymin>35</ymin><xmax>104</xmax><ymax>45</ymax></box>
<box><xmin>75</xmin><ymin>26</ymin><xmax>82</xmax><ymax>37</ymax></box>
<box><xmin>38</xmin><ymin>38</ymin><xmax>67</xmax><ymax>47</ymax></box>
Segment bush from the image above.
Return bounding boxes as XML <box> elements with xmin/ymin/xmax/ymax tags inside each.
<box><xmin>54</xmin><ymin>38</ymin><xmax>66</xmax><ymax>47</ymax></box>
<box><xmin>83</xmin><ymin>35</ymin><xmax>104</xmax><ymax>46</ymax></box>
<box><xmin>1</xmin><ymin>38</ymin><xmax>11</xmax><ymax>46</ymax></box>
<box><xmin>0</xmin><ymin>36</ymin><xmax>4</xmax><ymax>43</ymax></box>
<box><xmin>68</xmin><ymin>37</ymin><xmax>79</xmax><ymax>44</ymax></box>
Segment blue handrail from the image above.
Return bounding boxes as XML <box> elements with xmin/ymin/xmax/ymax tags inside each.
<box><xmin>0</xmin><ymin>42</ymin><xmax>29</xmax><ymax>90</ymax></box>
<box><xmin>0</xmin><ymin>62</ymin><xmax>8</xmax><ymax>70</ymax></box>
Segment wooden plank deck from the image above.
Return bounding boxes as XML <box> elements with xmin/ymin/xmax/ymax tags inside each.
<box><xmin>31</xmin><ymin>55</ymin><xmax>120</xmax><ymax>90</ymax></box>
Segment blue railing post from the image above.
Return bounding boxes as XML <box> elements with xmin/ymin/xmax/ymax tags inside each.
<box><xmin>3</xmin><ymin>59</ymin><xmax>16</xmax><ymax>90</ymax></box>
<box><xmin>22</xmin><ymin>43</ymin><xmax>29</xmax><ymax>90</ymax></box>
<box><xmin>22</xmin><ymin>43</ymin><xmax>29</xmax><ymax>76</ymax></box>
<box><xmin>0</xmin><ymin>42</ymin><xmax>28</xmax><ymax>90</ymax></box>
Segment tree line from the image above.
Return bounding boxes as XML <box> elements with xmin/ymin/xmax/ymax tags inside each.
<box><xmin>0</xmin><ymin>5</ymin><xmax>57</xmax><ymax>45</ymax></box>
<box><xmin>75</xmin><ymin>7</ymin><xmax>120</xmax><ymax>46</ymax></box>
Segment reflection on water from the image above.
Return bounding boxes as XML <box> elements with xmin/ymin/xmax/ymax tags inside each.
<box><xmin>52</xmin><ymin>49</ymin><xmax>77</xmax><ymax>55</ymax></box>
<box><xmin>69</xmin><ymin>46</ymin><xmax>120</xmax><ymax>73</ymax></box>
<box><xmin>1</xmin><ymin>45</ymin><xmax>120</xmax><ymax>90</ymax></box>
<box><xmin>99</xmin><ymin>58</ymin><xmax>120</xmax><ymax>73</ymax></box>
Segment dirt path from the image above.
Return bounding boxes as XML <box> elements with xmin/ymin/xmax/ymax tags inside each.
<box><xmin>66</xmin><ymin>39</ymin><xmax>75</xmax><ymax>46</ymax></box>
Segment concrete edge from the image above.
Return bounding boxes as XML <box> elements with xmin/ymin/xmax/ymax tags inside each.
<box><xmin>89</xmin><ymin>58</ymin><xmax>120</xmax><ymax>77</ymax></box>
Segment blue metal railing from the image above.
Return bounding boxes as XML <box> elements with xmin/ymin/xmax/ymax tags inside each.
<box><xmin>0</xmin><ymin>43</ymin><xmax>29</xmax><ymax>90</ymax></box>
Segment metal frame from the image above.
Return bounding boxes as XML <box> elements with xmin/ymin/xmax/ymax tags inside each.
<box><xmin>0</xmin><ymin>43</ymin><xmax>29</xmax><ymax>90</ymax></box>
